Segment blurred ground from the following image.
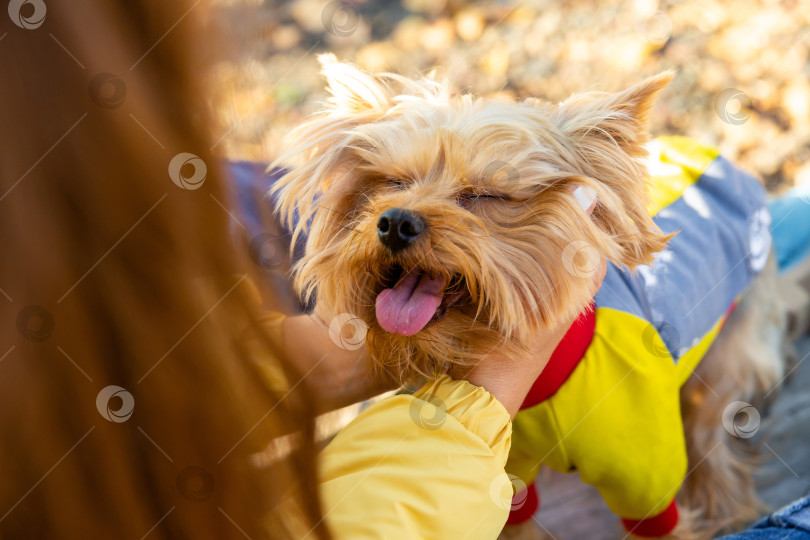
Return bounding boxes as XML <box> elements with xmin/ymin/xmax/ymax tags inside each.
<box><xmin>210</xmin><ymin>0</ymin><xmax>810</xmax><ymax>193</ymax></box>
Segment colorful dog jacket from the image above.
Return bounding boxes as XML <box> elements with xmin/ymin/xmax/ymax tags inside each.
<box><xmin>505</xmin><ymin>137</ymin><xmax>772</xmax><ymax>537</ymax></box>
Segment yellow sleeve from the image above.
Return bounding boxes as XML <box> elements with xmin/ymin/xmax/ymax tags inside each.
<box><xmin>319</xmin><ymin>375</ymin><xmax>513</xmax><ymax>540</ymax></box>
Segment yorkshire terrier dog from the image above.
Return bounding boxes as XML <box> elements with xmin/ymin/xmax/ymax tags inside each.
<box><xmin>272</xmin><ymin>55</ymin><xmax>786</xmax><ymax>539</ymax></box>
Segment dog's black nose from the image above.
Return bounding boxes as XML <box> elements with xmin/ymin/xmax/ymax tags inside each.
<box><xmin>377</xmin><ymin>208</ymin><xmax>425</xmax><ymax>252</ymax></box>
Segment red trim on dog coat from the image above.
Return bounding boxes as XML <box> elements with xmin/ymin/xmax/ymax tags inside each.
<box><xmin>622</xmin><ymin>500</ymin><xmax>679</xmax><ymax>537</ymax></box>
<box><xmin>520</xmin><ymin>305</ymin><xmax>596</xmax><ymax>410</ymax></box>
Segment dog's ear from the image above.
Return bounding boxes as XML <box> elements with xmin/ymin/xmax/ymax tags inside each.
<box><xmin>318</xmin><ymin>53</ymin><xmax>392</xmax><ymax>113</ymax></box>
<box><xmin>550</xmin><ymin>72</ymin><xmax>676</xmax><ymax>269</ymax></box>
<box><xmin>270</xmin><ymin>56</ymin><xmax>394</xmax><ymax>238</ymax></box>
<box><xmin>554</xmin><ymin>71</ymin><xmax>674</xmax><ymax>156</ymax></box>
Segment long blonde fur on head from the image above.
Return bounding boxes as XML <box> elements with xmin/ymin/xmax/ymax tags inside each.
<box><xmin>271</xmin><ymin>56</ymin><xmax>674</xmax><ymax>382</ymax></box>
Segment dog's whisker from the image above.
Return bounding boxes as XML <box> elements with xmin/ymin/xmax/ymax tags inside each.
<box><xmin>315</xmin><ymin>203</ymin><xmax>355</xmax><ymax>221</ymax></box>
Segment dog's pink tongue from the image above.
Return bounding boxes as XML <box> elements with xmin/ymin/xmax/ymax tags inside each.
<box><xmin>375</xmin><ymin>271</ymin><xmax>443</xmax><ymax>336</ymax></box>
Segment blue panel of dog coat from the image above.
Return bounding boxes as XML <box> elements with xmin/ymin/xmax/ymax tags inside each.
<box><xmin>594</xmin><ymin>154</ymin><xmax>771</xmax><ymax>361</ymax></box>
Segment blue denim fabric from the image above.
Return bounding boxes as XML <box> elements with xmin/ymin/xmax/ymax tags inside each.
<box><xmin>769</xmin><ymin>185</ymin><xmax>810</xmax><ymax>274</ymax></box>
<box><xmin>721</xmin><ymin>497</ymin><xmax>810</xmax><ymax>539</ymax></box>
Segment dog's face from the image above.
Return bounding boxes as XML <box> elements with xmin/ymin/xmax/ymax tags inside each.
<box><xmin>273</xmin><ymin>56</ymin><xmax>672</xmax><ymax>381</ymax></box>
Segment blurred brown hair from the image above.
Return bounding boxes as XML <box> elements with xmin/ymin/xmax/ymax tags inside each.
<box><xmin>0</xmin><ymin>1</ymin><xmax>325</xmax><ymax>538</ymax></box>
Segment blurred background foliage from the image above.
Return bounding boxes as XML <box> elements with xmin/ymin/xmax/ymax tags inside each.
<box><xmin>210</xmin><ymin>0</ymin><xmax>810</xmax><ymax>192</ymax></box>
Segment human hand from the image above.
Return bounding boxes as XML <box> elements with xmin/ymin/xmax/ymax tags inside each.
<box><xmin>450</xmin><ymin>256</ymin><xmax>607</xmax><ymax>418</ymax></box>
<box><xmin>282</xmin><ymin>309</ymin><xmax>398</xmax><ymax>413</ymax></box>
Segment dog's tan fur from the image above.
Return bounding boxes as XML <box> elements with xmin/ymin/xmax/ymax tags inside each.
<box><xmin>273</xmin><ymin>55</ymin><xmax>672</xmax><ymax>381</ymax></box>
<box><xmin>272</xmin><ymin>57</ymin><xmax>785</xmax><ymax>539</ymax></box>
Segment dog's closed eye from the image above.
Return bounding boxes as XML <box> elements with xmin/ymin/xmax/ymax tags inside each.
<box><xmin>385</xmin><ymin>177</ymin><xmax>409</xmax><ymax>190</ymax></box>
<box><xmin>458</xmin><ymin>190</ymin><xmax>510</xmax><ymax>207</ymax></box>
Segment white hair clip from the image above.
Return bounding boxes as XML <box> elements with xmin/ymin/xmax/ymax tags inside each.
<box><xmin>573</xmin><ymin>185</ymin><xmax>597</xmax><ymax>213</ymax></box>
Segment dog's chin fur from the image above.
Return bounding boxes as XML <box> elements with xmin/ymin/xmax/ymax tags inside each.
<box><xmin>272</xmin><ymin>54</ymin><xmax>673</xmax><ymax>382</ymax></box>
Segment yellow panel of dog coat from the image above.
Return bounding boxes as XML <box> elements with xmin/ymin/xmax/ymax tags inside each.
<box><xmin>645</xmin><ymin>136</ymin><xmax>720</xmax><ymax>216</ymax></box>
<box><xmin>507</xmin><ymin>307</ymin><xmax>688</xmax><ymax>520</ymax></box>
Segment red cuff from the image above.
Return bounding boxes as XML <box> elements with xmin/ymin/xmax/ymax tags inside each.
<box><xmin>621</xmin><ymin>500</ymin><xmax>679</xmax><ymax>537</ymax></box>
<box><xmin>506</xmin><ymin>483</ymin><xmax>539</xmax><ymax>525</ymax></box>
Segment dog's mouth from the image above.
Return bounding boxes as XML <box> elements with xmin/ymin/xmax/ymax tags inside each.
<box><xmin>374</xmin><ymin>265</ymin><xmax>468</xmax><ymax>336</ymax></box>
